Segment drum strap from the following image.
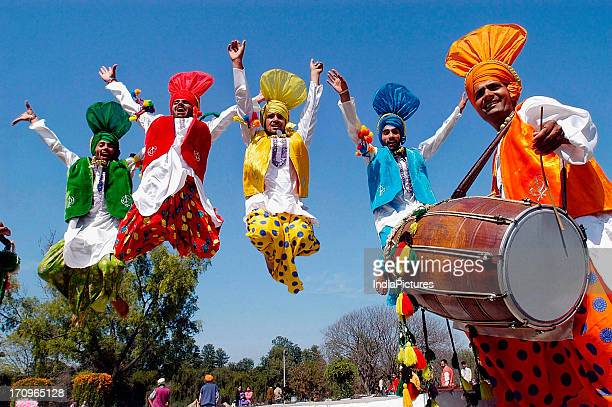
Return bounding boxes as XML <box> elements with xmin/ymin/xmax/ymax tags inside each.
<box><xmin>451</xmin><ymin>118</ymin><xmax>513</xmax><ymax>199</ymax></box>
<box><xmin>420</xmin><ymin>309</ymin><xmax>436</xmax><ymax>362</ymax></box>
<box><xmin>445</xmin><ymin>319</ymin><xmax>470</xmax><ymax>395</ymax></box>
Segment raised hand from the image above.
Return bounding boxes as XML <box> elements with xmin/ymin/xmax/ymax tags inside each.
<box><xmin>310</xmin><ymin>59</ymin><xmax>324</xmax><ymax>84</ymax></box>
<box><xmin>458</xmin><ymin>92</ymin><xmax>468</xmax><ymax>113</ymax></box>
<box><xmin>228</xmin><ymin>40</ymin><xmax>246</xmax><ymax>69</ymax></box>
<box><xmin>0</xmin><ymin>221</ymin><xmax>11</xmax><ymax>237</ymax></box>
<box><xmin>98</xmin><ymin>64</ymin><xmax>118</xmax><ymax>84</ymax></box>
<box><xmin>255</xmin><ymin>92</ymin><xmax>266</xmax><ymax>104</ymax></box>
<box><xmin>11</xmin><ymin>100</ymin><xmax>38</xmax><ymax>126</ymax></box>
<box><xmin>326</xmin><ymin>69</ymin><xmax>350</xmax><ymax>102</ymax></box>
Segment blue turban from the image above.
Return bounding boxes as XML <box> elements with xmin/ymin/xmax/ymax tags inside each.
<box><xmin>372</xmin><ymin>83</ymin><xmax>420</xmax><ymax>145</ymax></box>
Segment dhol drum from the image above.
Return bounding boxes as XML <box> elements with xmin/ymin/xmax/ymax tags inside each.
<box><xmin>383</xmin><ymin>196</ymin><xmax>589</xmax><ymax>332</ymax></box>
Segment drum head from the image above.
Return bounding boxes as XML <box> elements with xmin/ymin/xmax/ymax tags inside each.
<box><xmin>501</xmin><ymin>208</ymin><xmax>588</xmax><ymax>327</ymax></box>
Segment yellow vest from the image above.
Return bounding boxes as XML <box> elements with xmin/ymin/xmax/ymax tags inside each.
<box><xmin>243</xmin><ymin>130</ymin><xmax>310</xmax><ymax>198</ymax></box>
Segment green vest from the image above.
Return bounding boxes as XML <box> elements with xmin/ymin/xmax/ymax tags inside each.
<box><xmin>64</xmin><ymin>157</ymin><xmax>133</xmax><ymax>222</ymax></box>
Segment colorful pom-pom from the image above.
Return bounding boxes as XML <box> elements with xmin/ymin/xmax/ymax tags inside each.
<box><xmin>404</xmin><ymin>345</ymin><xmax>417</xmax><ymax>366</ymax></box>
<box><xmin>143</xmin><ymin>100</ymin><xmax>153</xmax><ymax>107</ymax></box>
<box><xmin>129</xmin><ymin>115</ymin><xmax>137</xmax><ymax>122</ymax></box>
<box><xmin>409</xmin><ymin>222</ymin><xmax>419</xmax><ymax>235</ymax></box>
<box><xmin>134</xmin><ymin>89</ymin><xmax>141</xmax><ymax>96</ymax></box>
<box><xmin>401</xmin><ymin>292</ymin><xmax>415</xmax><ymax>317</ymax></box>
<box><xmin>414</xmin><ymin>347</ymin><xmax>427</xmax><ymax>370</ymax></box>
<box><xmin>252</xmin><ymin>119</ymin><xmax>261</xmax><ymax>128</ymax></box>
<box><xmin>422</xmin><ymin>365</ymin><xmax>432</xmax><ymax>381</ymax></box>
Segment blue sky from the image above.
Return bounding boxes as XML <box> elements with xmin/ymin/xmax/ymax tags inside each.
<box><xmin>1</xmin><ymin>1</ymin><xmax>610</xmax><ymax>361</ymax></box>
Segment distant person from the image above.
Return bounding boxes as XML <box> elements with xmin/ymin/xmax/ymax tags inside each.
<box><xmin>378</xmin><ymin>377</ymin><xmax>385</xmax><ymax>396</ymax></box>
<box><xmin>388</xmin><ymin>374</ymin><xmax>399</xmax><ymax>394</ymax></box>
<box><xmin>199</xmin><ymin>374</ymin><xmax>219</xmax><ymax>407</ymax></box>
<box><xmin>460</xmin><ymin>361</ymin><xmax>473</xmax><ymax>384</ymax></box>
<box><xmin>273</xmin><ymin>386</ymin><xmax>282</xmax><ymax>403</ymax></box>
<box><xmin>244</xmin><ymin>386</ymin><xmax>254</xmax><ymax>405</ymax></box>
<box><xmin>148</xmin><ymin>378</ymin><xmax>171</xmax><ymax>407</ymax></box>
<box><xmin>439</xmin><ymin>359</ymin><xmax>455</xmax><ymax>389</ymax></box>
<box><xmin>235</xmin><ymin>386</ymin><xmax>242</xmax><ymax>406</ymax></box>
<box><xmin>266</xmin><ymin>387</ymin><xmax>274</xmax><ymax>404</ymax></box>
<box><xmin>238</xmin><ymin>391</ymin><xmax>248</xmax><ymax>407</ymax></box>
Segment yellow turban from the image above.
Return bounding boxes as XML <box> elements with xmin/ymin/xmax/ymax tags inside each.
<box><xmin>260</xmin><ymin>69</ymin><xmax>307</xmax><ymax>122</ymax></box>
<box><xmin>445</xmin><ymin>24</ymin><xmax>527</xmax><ymax>105</ymax></box>
<box><xmin>263</xmin><ymin>100</ymin><xmax>290</xmax><ymax>122</ymax></box>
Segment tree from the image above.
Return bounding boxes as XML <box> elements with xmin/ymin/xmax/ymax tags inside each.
<box><xmin>215</xmin><ymin>348</ymin><xmax>230</xmax><ymax>368</ymax></box>
<box><xmin>323</xmin><ymin>305</ymin><xmax>449</xmax><ymax>394</ymax></box>
<box><xmin>233</xmin><ymin>358</ymin><xmax>254</xmax><ymax>371</ymax></box>
<box><xmin>201</xmin><ymin>344</ymin><xmax>217</xmax><ymax>371</ymax></box>
<box><xmin>289</xmin><ymin>347</ymin><xmax>328</xmax><ymax>401</ymax></box>
<box><xmin>324</xmin><ymin>359</ymin><xmax>357</xmax><ymax>399</ymax></box>
<box><xmin>0</xmin><ymin>246</ymin><xmax>210</xmax><ymax>406</ymax></box>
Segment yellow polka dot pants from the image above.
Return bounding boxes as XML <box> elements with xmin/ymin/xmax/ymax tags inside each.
<box><xmin>246</xmin><ymin>209</ymin><xmax>320</xmax><ymax>293</ymax></box>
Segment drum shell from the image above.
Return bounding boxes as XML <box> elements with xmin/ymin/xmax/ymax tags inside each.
<box><xmin>385</xmin><ymin>196</ymin><xmax>588</xmax><ymax>329</ymax></box>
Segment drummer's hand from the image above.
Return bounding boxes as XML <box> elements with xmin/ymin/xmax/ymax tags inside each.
<box><xmin>532</xmin><ymin>121</ymin><xmax>569</xmax><ymax>155</ymax></box>
<box><xmin>11</xmin><ymin>101</ymin><xmax>39</xmax><ymax>126</ymax></box>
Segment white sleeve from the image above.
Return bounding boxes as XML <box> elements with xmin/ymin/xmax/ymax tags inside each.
<box><xmin>105</xmin><ymin>81</ymin><xmax>161</xmax><ymax>132</ymax></box>
<box><xmin>29</xmin><ymin>119</ymin><xmax>79</xmax><ymax>167</ymax></box>
<box><xmin>517</xmin><ymin>96</ymin><xmax>597</xmax><ymax>165</ymax></box>
<box><xmin>337</xmin><ymin>98</ymin><xmax>377</xmax><ymax>162</ymax></box>
<box><xmin>207</xmin><ymin>104</ymin><xmax>238</xmax><ymax>142</ymax></box>
<box><xmin>233</xmin><ymin>68</ymin><xmax>254</xmax><ymax>145</ymax></box>
<box><xmin>296</xmin><ymin>81</ymin><xmax>323</xmax><ymax>147</ymax></box>
<box><xmin>418</xmin><ymin>106</ymin><xmax>462</xmax><ymax>160</ymax></box>
<box><xmin>443</xmin><ymin>371</ymin><xmax>450</xmax><ymax>386</ymax></box>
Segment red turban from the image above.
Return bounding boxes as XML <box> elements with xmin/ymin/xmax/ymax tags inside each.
<box><xmin>168</xmin><ymin>71</ymin><xmax>214</xmax><ymax>116</ymax></box>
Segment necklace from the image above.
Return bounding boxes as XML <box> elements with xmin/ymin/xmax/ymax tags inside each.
<box><xmin>498</xmin><ymin>112</ymin><xmax>515</xmax><ymax>132</ymax></box>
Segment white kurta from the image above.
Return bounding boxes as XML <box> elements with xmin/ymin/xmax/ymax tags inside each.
<box><xmin>338</xmin><ymin>98</ymin><xmax>462</xmax><ymax>233</ymax></box>
<box><xmin>495</xmin><ymin>96</ymin><xmax>612</xmax><ymax>287</ymax></box>
<box><xmin>233</xmin><ymin>68</ymin><xmax>323</xmax><ymax>221</ymax></box>
<box><xmin>106</xmin><ymin>81</ymin><xmax>237</xmax><ymax>227</ymax></box>
<box><xmin>30</xmin><ymin>119</ymin><xmax>136</xmax><ymax>268</ymax></box>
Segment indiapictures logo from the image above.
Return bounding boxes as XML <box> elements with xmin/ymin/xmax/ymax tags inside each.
<box><xmin>194</xmin><ymin>151</ymin><xmax>201</xmax><ymax>162</ymax></box>
<box><xmin>378</xmin><ymin>185</ymin><xmax>386</xmax><ymax>197</ymax></box>
<box><xmin>121</xmin><ymin>195</ymin><xmax>132</xmax><ymax>207</ymax></box>
<box><xmin>66</xmin><ymin>195</ymin><xmax>75</xmax><ymax>208</ymax></box>
<box><xmin>147</xmin><ymin>146</ymin><xmax>158</xmax><ymax>156</ymax></box>
<box><xmin>528</xmin><ymin>175</ymin><xmax>547</xmax><ymax>202</ymax></box>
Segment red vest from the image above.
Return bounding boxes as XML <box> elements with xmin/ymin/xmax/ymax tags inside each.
<box><xmin>142</xmin><ymin>116</ymin><xmax>211</xmax><ymax>181</ymax></box>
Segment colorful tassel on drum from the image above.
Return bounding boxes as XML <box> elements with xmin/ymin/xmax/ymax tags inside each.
<box><xmin>402</xmin><ymin>384</ymin><xmax>412</xmax><ymax>407</ymax></box>
<box><xmin>403</xmin><ymin>345</ymin><xmax>418</xmax><ymax>367</ymax></box>
<box><xmin>396</xmin><ymin>291</ymin><xmax>415</xmax><ymax>318</ymax></box>
<box><xmin>413</xmin><ymin>347</ymin><xmax>427</xmax><ymax>370</ymax></box>
<box><xmin>421</xmin><ymin>365</ymin><xmax>432</xmax><ymax>381</ymax></box>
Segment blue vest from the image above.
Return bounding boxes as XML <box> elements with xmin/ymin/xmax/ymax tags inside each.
<box><xmin>367</xmin><ymin>146</ymin><xmax>436</xmax><ymax>211</ymax></box>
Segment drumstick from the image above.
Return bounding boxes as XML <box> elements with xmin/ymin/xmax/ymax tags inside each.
<box><xmin>538</xmin><ymin>107</ymin><xmax>568</xmax><ymax>256</ymax></box>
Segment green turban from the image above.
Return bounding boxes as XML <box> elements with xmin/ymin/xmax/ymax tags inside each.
<box><xmin>86</xmin><ymin>101</ymin><xmax>132</xmax><ymax>156</ymax></box>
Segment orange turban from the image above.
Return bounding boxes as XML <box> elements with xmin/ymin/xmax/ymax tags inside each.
<box><xmin>445</xmin><ymin>24</ymin><xmax>527</xmax><ymax>105</ymax></box>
